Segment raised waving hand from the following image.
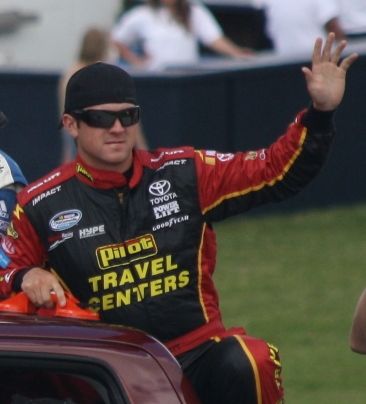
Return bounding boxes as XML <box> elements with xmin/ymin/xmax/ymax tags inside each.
<box><xmin>302</xmin><ymin>32</ymin><xmax>358</xmax><ymax>111</ymax></box>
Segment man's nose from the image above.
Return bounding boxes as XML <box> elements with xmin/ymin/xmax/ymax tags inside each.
<box><xmin>110</xmin><ymin>117</ymin><xmax>125</xmax><ymax>131</ymax></box>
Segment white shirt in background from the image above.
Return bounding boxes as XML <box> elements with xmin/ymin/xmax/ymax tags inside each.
<box><xmin>254</xmin><ymin>0</ymin><xmax>339</xmax><ymax>58</ymax></box>
<box><xmin>111</xmin><ymin>4</ymin><xmax>223</xmax><ymax>70</ymax></box>
<box><xmin>337</xmin><ymin>0</ymin><xmax>366</xmax><ymax>36</ymax></box>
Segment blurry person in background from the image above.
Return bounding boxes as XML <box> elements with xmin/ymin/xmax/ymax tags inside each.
<box><xmin>337</xmin><ymin>0</ymin><xmax>366</xmax><ymax>40</ymax></box>
<box><xmin>349</xmin><ymin>288</ymin><xmax>366</xmax><ymax>354</ymax></box>
<box><xmin>58</xmin><ymin>28</ymin><xmax>111</xmax><ymax>125</ymax></box>
<box><xmin>255</xmin><ymin>0</ymin><xmax>345</xmax><ymax>59</ymax></box>
<box><xmin>59</xmin><ymin>27</ymin><xmax>148</xmax><ymax>164</ymax></box>
<box><xmin>58</xmin><ymin>27</ymin><xmax>110</xmax><ymax>164</ymax></box>
<box><xmin>111</xmin><ymin>0</ymin><xmax>253</xmax><ymax>70</ymax></box>
<box><xmin>0</xmin><ymin>111</ymin><xmax>27</xmax><ymax>271</ymax></box>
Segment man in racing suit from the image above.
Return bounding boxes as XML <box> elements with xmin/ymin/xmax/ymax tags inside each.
<box><xmin>0</xmin><ymin>33</ymin><xmax>357</xmax><ymax>403</ymax></box>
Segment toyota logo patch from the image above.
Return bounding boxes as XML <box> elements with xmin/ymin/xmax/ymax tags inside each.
<box><xmin>149</xmin><ymin>180</ymin><xmax>171</xmax><ymax>196</ymax></box>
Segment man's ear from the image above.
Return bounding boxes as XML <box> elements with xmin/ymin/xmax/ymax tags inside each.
<box><xmin>62</xmin><ymin>114</ymin><xmax>78</xmax><ymax>139</ymax></box>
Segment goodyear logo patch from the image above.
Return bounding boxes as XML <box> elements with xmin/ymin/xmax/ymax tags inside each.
<box><xmin>96</xmin><ymin>234</ymin><xmax>157</xmax><ymax>270</ymax></box>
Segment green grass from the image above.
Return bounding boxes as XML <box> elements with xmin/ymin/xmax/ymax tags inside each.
<box><xmin>213</xmin><ymin>203</ymin><xmax>366</xmax><ymax>403</ymax></box>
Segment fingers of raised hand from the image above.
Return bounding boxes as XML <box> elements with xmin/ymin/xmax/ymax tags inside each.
<box><xmin>314</xmin><ymin>32</ymin><xmax>345</xmax><ymax>64</ymax></box>
<box><xmin>320</xmin><ymin>32</ymin><xmax>336</xmax><ymax>62</ymax></box>
<box><xmin>331</xmin><ymin>39</ymin><xmax>347</xmax><ymax>64</ymax></box>
<box><xmin>313</xmin><ymin>33</ymin><xmax>358</xmax><ymax>71</ymax></box>
<box><xmin>312</xmin><ymin>37</ymin><xmax>323</xmax><ymax>64</ymax></box>
<box><xmin>339</xmin><ymin>52</ymin><xmax>359</xmax><ymax>72</ymax></box>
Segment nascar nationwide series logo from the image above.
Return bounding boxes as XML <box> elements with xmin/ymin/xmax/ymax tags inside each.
<box><xmin>49</xmin><ymin>209</ymin><xmax>82</xmax><ymax>232</ymax></box>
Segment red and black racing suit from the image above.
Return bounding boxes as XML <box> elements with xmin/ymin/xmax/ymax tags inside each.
<box><xmin>0</xmin><ymin>107</ymin><xmax>335</xmax><ymax>403</ymax></box>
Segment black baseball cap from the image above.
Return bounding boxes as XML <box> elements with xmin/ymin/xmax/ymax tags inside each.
<box><xmin>63</xmin><ymin>62</ymin><xmax>137</xmax><ymax>113</ymax></box>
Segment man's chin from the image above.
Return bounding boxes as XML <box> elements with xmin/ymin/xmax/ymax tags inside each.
<box><xmin>101</xmin><ymin>151</ymin><xmax>132</xmax><ymax>170</ymax></box>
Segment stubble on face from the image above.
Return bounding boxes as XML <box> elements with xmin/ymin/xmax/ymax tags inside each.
<box><xmin>75</xmin><ymin>103</ymin><xmax>138</xmax><ymax>173</ymax></box>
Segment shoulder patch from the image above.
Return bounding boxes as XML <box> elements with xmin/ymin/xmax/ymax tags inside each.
<box><xmin>18</xmin><ymin>163</ymin><xmax>75</xmax><ymax>206</ymax></box>
<box><xmin>138</xmin><ymin>147</ymin><xmax>195</xmax><ymax>169</ymax></box>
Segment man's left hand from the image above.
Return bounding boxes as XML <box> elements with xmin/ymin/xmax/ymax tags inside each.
<box><xmin>302</xmin><ymin>32</ymin><xmax>358</xmax><ymax>111</ymax></box>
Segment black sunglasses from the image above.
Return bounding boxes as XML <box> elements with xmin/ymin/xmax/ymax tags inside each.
<box><xmin>72</xmin><ymin>106</ymin><xmax>140</xmax><ymax>129</ymax></box>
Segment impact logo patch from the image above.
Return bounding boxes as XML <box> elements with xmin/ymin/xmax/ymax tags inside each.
<box><xmin>32</xmin><ymin>186</ymin><xmax>61</xmax><ymax>206</ymax></box>
<box><xmin>49</xmin><ymin>209</ymin><xmax>82</xmax><ymax>232</ymax></box>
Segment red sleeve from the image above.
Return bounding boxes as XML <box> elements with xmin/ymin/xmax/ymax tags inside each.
<box><xmin>0</xmin><ymin>202</ymin><xmax>46</xmax><ymax>296</ymax></box>
<box><xmin>195</xmin><ymin>108</ymin><xmax>334</xmax><ymax>221</ymax></box>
